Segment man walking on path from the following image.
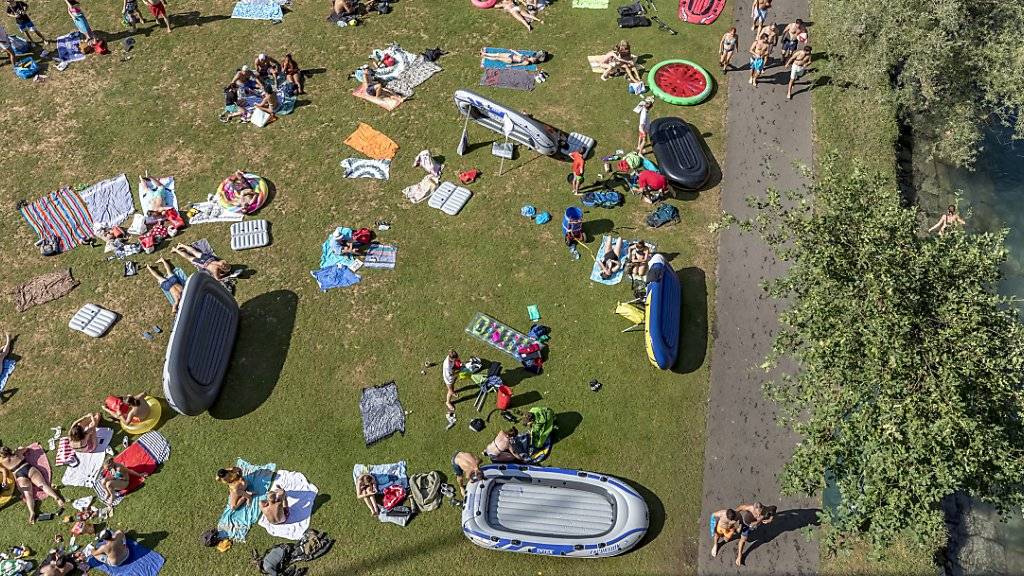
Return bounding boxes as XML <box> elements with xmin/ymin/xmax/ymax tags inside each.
<box><xmin>748</xmin><ymin>33</ymin><xmax>770</xmax><ymax>87</ymax></box>
<box><xmin>782</xmin><ymin>19</ymin><xmax>807</xmax><ymax>61</ymax></box>
<box><xmin>786</xmin><ymin>46</ymin><xmax>812</xmax><ymax>99</ymax></box>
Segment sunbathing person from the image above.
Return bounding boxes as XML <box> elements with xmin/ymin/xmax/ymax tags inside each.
<box><xmin>0</xmin><ymin>445</ymin><xmax>65</xmax><ymax>523</ymax></box>
<box><xmin>260</xmin><ymin>486</ymin><xmax>289</xmax><ymax>524</ymax></box>
<box><xmin>451</xmin><ymin>451</ymin><xmax>484</xmax><ymax>498</ymax></box>
<box><xmin>231</xmin><ymin>65</ymin><xmax>256</xmax><ymax>86</ymax></box>
<box><xmin>355</xmin><ymin>473</ymin><xmax>378</xmax><ymax>516</ymax></box>
<box><xmin>38</xmin><ymin>550</ymin><xmax>76</xmax><ymax>576</ymax></box>
<box><xmin>360</xmin><ymin>67</ymin><xmax>395</xmax><ymax>99</ymax></box>
<box><xmin>216</xmin><ymin>466</ymin><xmax>253</xmax><ymax>510</ymax></box>
<box><xmin>103</xmin><ymin>393</ymin><xmax>151</xmax><ymax>426</ymax></box>
<box><xmin>254</xmin><ymin>53</ymin><xmax>280</xmax><ymax>78</ymax></box>
<box><xmin>283</xmin><ymin>53</ymin><xmax>304</xmax><ymax>94</ymax></box>
<box><xmin>88</xmin><ymin>529</ymin><xmax>128</xmax><ymax>567</ymax></box>
<box><xmin>600</xmin><ymin>40</ymin><xmax>642</xmax><ymax>83</ymax></box>
<box><xmin>68</xmin><ymin>412</ymin><xmax>102</xmax><ymax>452</ymax></box>
<box><xmin>626</xmin><ymin>240</ymin><xmax>653</xmax><ymax>279</ymax></box>
<box><xmin>220</xmin><ymin>83</ymin><xmax>244</xmax><ymax>123</ymax></box>
<box><xmin>172</xmin><ymin>243</ymin><xmax>233</xmax><ymax>281</ymax></box>
<box><xmin>225</xmin><ymin>170</ymin><xmax>259</xmax><ymax>207</ymax></box>
<box><xmin>597</xmin><ymin>237</ymin><xmax>625</xmax><ymax>280</ymax></box>
<box><xmin>484</xmin><ymin>428</ymin><xmax>524</xmax><ymax>463</ymax></box>
<box><xmin>253</xmin><ymin>82</ymin><xmax>278</xmax><ymax>120</ymax></box>
<box><xmin>146</xmin><ymin>258</ymin><xmax>183</xmax><ymax>312</ymax></box>
<box><xmin>498</xmin><ymin>0</ymin><xmax>542</xmax><ymax>31</ymax></box>
<box><xmin>332</xmin><ymin>0</ymin><xmax>357</xmax><ymax>17</ymax></box>
<box><xmin>480</xmin><ymin>48</ymin><xmax>548</xmax><ymax>67</ymax></box>
<box><xmin>99</xmin><ymin>458</ymin><xmax>145</xmax><ymax>506</ymax></box>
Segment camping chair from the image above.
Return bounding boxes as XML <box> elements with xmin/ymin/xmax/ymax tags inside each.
<box><xmin>615</xmin><ymin>298</ymin><xmax>645</xmax><ymax>333</ymax></box>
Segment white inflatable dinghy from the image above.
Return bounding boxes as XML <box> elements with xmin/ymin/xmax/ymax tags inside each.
<box><xmin>462</xmin><ymin>464</ymin><xmax>648</xmax><ymax>558</ymax></box>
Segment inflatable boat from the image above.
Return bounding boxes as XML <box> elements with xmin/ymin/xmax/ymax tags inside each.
<box><xmin>645</xmin><ymin>255</ymin><xmax>681</xmax><ymax>370</ymax></box>
<box><xmin>454</xmin><ymin>90</ymin><xmax>567</xmax><ymax>157</ymax></box>
<box><xmin>462</xmin><ymin>464</ymin><xmax>649</xmax><ymax>558</ymax></box>
<box><xmin>650</xmin><ymin>117</ymin><xmax>710</xmax><ymax>190</ymax></box>
<box><xmin>163</xmin><ymin>272</ymin><xmax>240</xmax><ymax>416</ymax></box>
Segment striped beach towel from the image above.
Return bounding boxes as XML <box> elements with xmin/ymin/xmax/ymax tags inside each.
<box><xmin>19</xmin><ymin>187</ymin><xmax>95</xmax><ymax>252</ymax></box>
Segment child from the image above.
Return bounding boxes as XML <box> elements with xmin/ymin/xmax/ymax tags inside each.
<box><xmin>569</xmin><ymin>150</ymin><xmax>585</xmax><ymax>196</ymax></box>
<box><xmin>635</xmin><ymin>97</ymin><xmax>654</xmax><ymax>152</ymax></box>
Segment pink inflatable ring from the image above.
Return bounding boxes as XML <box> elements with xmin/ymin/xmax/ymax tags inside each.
<box><xmin>472</xmin><ymin>0</ymin><xmax>498</xmax><ymax>7</ymax></box>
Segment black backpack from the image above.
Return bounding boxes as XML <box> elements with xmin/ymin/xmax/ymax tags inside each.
<box><xmin>618</xmin><ymin>2</ymin><xmax>644</xmax><ymax>17</ymax></box>
<box><xmin>618</xmin><ymin>15</ymin><xmax>651</xmax><ymax>28</ymax></box>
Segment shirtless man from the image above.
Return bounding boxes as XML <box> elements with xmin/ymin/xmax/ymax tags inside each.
<box><xmin>89</xmin><ymin>529</ymin><xmax>129</xmax><ymax>567</ymax></box>
<box><xmin>172</xmin><ymin>243</ymin><xmax>232</xmax><ymax>281</ymax></box>
<box><xmin>734</xmin><ymin>502</ymin><xmax>777</xmax><ymax>566</ymax></box>
<box><xmin>709</xmin><ymin>508</ymin><xmax>748</xmax><ymax>566</ymax></box>
<box><xmin>760</xmin><ymin>22</ymin><xmax>779</xmax><ymax>66</ymax></box>
<box><xmin>147</xmin><ymin>258</ymin><xmax>183</xmax><ymax>312</ymax></box>
<box><xmin>748</xmin><ymin>33</ymin><xmax>770</xmax><ymax>87</ymax></box>
<box><xmin>451</xmin><ymin>451</ymin><xmax>484</xmax><ymax>498</ymax></box>
<box><xmin>750</xmin><ymin>0</ymin><xmax>770</xmax><ymax>32</ymax></box>
<box><xmin>781</xmin><ymin>19</ymin><xmax>807</xmax><ymax>61</ymax></box>
<box><xmin>260</xmin><ymin>486</ymin><xmax>289</xmax><ymax>525</ymax></box>
<box><xmin>0</xmin><ymin>445</ymin><xmax>65</xmax><ymax>523</ymax></box>
<box><xmin>785</xmin><ymin>45</ymin><xmax>812</xmax><ymax>99</ymax></box>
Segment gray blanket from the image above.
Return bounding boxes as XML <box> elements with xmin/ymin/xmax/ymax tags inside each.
<box><xmin>360</xmin><ymin>381</ymin><xmax>406</xmax><ymax>446</ymax></box>
<box><xmin>81</xmin><ymin>174</ymin><xmax>135</xmax><ymax>228</ymax></box>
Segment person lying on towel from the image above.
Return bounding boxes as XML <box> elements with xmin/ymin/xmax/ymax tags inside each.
<box><xmin>172</xmin><ymin>243</ymin><xmax>233</xmax><ymax>281</ymax></box>
<box><xmin>103</xmin><ymin>393</ymin><xmax>151</xmax><ymax>426</ymax></box>
<box><xmin>146</xmin><ymin>258</ymin><xmax>183</xmax><ymax>313</ymax></box>
<box><xmin>480</xmin><ymin>48</ymin><xmax>549</xmax><ymax>67</ymax></box>
<box><xmin>330</xmin><ymin>227</ymin><xmax>361</xmax><ymax>258</ymax></box>
<box><xmin>87</xmin><ymin>529</ymin><xmax>128</xmax><ymax>567</ymax></box>
<box><xmin>597</xmin><ymin>237</ymin><xmax>625</xmax><ymax>280</ymax></box>
<box><xmin>216</xmin><ymin>466</ymin><xmax>254</xmax><ymax>510</ymax></box>
<box><xmin>39</xmin><ymin>549</ymin><xmax>77</xmax><ymax>576</ymax></box>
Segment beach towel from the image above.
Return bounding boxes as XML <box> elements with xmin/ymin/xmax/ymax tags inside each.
<box><xmin>360</xmin><ymin>381</ymin><xmax>406</xmax><ymax>446</ymax></box>
<box><xmin>56</xmin><ymin>31</ymin><xmax>86</xmax><ymax>63</ymax></box>
<box><xmin>385</xmin><ymin>58</ymin><xmax>442</xmax><ymax>97</ymax></box>
<box><xmin>22</xmin><ymin>443</ymin><xmax>52</xmax><ymax>501</ymax></box>
<box><xmin>81</xmin><ymin>174</ymin><xmax>134</xmax><ymax>228</ymax></box>
<box><xmin>479</xmin><ymin>68</ymin><xmax>536</xmax><ymax>91</ymax></box>
<box><xmin>161</xmin><ymin>268</ymin><xmax>188</xmax><ymax>306</ymax></box>
<box><xmin>230</xmin><ymin>0</ymin><xmax>283</xmax><ymax>21</ymax></box>
<box><xmin>340</xmin><ymin>158</ymin><xmax>391</xmax><ymax>180</ymax></box>
<box><xmin>187</xmin><ymin>200</ymin><xmax>244</xmax><ymax>224</ymax></box>
<box><xmin>481</xmin><ymin>48</ymin><xmax>539</xmax><ymax>71</ymax></box>
<box><xmin>367</xmin><ymin>45</ymin><xmax>419</xmax><ymax>81</ymax></box>
<box><xmin>87</xmin><ymin>539</ymin><xmax>165</xmax><ymax>576</ymax></box>
<box><xmin>402</xmin><ymin>175</ymin><xmax>439</xmax><ymax>204</ymax></box>
<box><xmin>589</xmin><ymin>236</ymin><xmax>644</xmax><ymax>285</ymax></box>
<box><xmin>9</xmin><ymin>268</ymin><xmax>79</xmax><ymax>313</ymax></box>
<box><xmin>352</xmin><ymin>84</ymin><xmax>405</xmax><ymax>111</ymax></box>
<box><xmin>218</xmin><ymin>459</ymin><xmax>277</xmax><ymax>542</ymax></box>
<box><xmin>19</xmin><ymin>186</ymin><xmax>94</xmax><ymax>251</ymax></box>
<box><xmin>0</xmin><ymin>358</ymin><xmax>14</xmax><ymax>397</ymax></box>
<box><xmin>310</xmin><ymin>266</ymin><xmax>360</xmax><ymax>291</ymax></box>
<box><xmin>257</xmin><ymin>470</ymin><xmax>319</xmax><ymax>540</ymax></box>
<box><xmin>320</xmin><ymin>238</ymin><xmax>356</xmax><ymax>269</ymax></box>
<box><xmin>352</xmin><ymin>460</ymin><xmax>408</xmax><ymax>492</ymax></box>
<box><xmin>344</xmin><ymin>123</ymin><xmax>399</xmax><ymax>160</ymax></box>
<box><xmin>363</xmin><ymin>244</ymin><xmax>397</xmax><ymax>269</ymax></box>
<box><xmin>61</xmin><ymin>428</ymin><xmax>114</xmax><ymax>488</ymax></box>
<box><xmin>573</xmin><ymin>0</ymin><xmax>609</xmax><ymax>7</ymax></box>
<box><xmin>138</xmin><ymin>176</ymin><xmax>177</xmax><ymax>213</ymax></box>
<box><xmin>136</xmin><ymin>431</ymin><xmax>172</xmax><ymax>463</ymax></box>
<box><xmin>55</xmin><ymin>437</ymin><xmax>75</xmax><ymax>466</ymax></box>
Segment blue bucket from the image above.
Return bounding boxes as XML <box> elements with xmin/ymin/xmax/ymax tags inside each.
<box><xmin>562</xmin><ymin>206</ymin><xmax>583</xmax><ymax>237</ymax></box>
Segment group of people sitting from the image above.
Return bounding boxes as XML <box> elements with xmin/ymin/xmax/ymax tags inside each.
<box><xmin>221</xmin><ymin>53</ymin><xmax>303</xmax><ymax>123</ymax></box>
<box><xmin>216</xmin><ymin>466</ymin><xmax>289</xmax><ymax>525</ymax></box>
<box><xmin>595</xmin><ymin>40</ymin><xmax>642</xmax><ymax>83</ymax></box>
<box><xmin>596</xmin><ymin>237</ymin><xmax>654</xmax><ymax>281</ymax></box>
<box><xmin>37</xmin><ymin>528</ymin><xmax>129</xmax><ymax>574</ymax></box>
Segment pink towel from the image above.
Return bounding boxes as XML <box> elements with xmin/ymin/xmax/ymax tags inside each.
<box><xmin>23</xmin><ymin>443</ymin><xmax>53</xmax><ymax>501</ymax></box>
<box><xmin>54</xmin><ymin>437</ymin><xmax>76</xmax><ymax>466</ymax></box>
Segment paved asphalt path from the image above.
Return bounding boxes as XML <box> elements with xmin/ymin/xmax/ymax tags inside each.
<box><xmin>697</xmin><ymin>0</ymin><xmax>819</xmax><ymax>574</ymax></box>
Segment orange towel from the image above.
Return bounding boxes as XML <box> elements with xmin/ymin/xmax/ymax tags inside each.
<box><xmin>344</xmin><ymin>121</ymin><xmax>400</xmax><ymax>160</ymax></box>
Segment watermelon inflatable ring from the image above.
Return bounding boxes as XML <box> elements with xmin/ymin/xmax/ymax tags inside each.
<box><xmin>647</xmin><ymin>59</ymin><xmax>713</xmax><ymax>106</ymax></box>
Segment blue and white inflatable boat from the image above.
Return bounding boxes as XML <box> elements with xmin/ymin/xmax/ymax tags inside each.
<box><xmin>461</xmin><ymin>464</ymin><xmax>649</xmax><ymax>558</ymax></box>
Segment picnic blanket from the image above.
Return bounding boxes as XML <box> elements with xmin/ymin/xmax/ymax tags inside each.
<box><xmin>385</xmin><ymin>58</ymin><xmax>442</xmax><ymax>98</ymax></box>
<box><xmin>81</xmin><ymin>174</ymin><xmax>135</xmax><ymax>228</ymax></box>
<box><xmin>363</xmin><ymin>244</ymin><xmax>397</xmax><ymax>269</ymax></box>
<box><xmin>352</xmin><ymin>460</ymin><xmax>408</xmax><ymax>492</ymax></box>
<box><xmin>352</xmin><ymin>84</ymin><xmax>405</xmax><ymax>111</ymax></box>
<box><xmin>481</xmin><ymin>47</ymin><xmax>540</xmax><ymax>71</ymax></box>
<box><xmin>310</xmin><ymin>266</ymin><xmax>360</xmax><ymax>291</ymax></box>
<box><xmin>23</xmin><ymin>443</ymin><xmax>52</xmax><ymax>501</ymax></box>
<box><xmin>231</xmin><ymin>0</ymin><xmax>284</xmax><ymax>21</ymax></box>
<box><xmin>138</xmin><ymin>176</ymin><xmax>177</xmax><ymax>213</ymax></box>
<box><xmin>465</xmin><ymin>312</ymin><xmax>543</xmax><ymax>359</ymax></box>
<box><xmin>0</xmin><ymin>358</ymin><xmax>15</xmax><ymax>396</ymax></box>
<box><xmin>10</xmin><ymin>268</ymin><xmax>79</xmax><ymax>313</ymax></box>
<box><xmin>344</xmin><ymin>123</ymin><xmax>398</xmax><ymax>161</ymax></box>
<box><xmin>19</xmin><ymin>187</ymin><xmax>95</xmax><ymax>251</ymax></box>
<box><xmin>187</xmin><ymin>200</ymin><xmax>244</xmax><ymax>224</ymax></box>
<box><xmin>61</xmin><ymin>428</ymin><xmax>114</xmax><ymax>488</ymax></box>
<box><xmin>257</xmin><ymin>470</ymin><xmax>319</xmax><ymax>540</ymax></box>
<box><xmin>480</xmin><ymin>68</ymin><xmax>536</xmax><ymax>91</ymax></box>
<box><xmin>341</xmin><ymin>158</ymin><xmax>391</xmax><ymax>180</ymax></box>
<box><xmin>367</xmin><ymin>45</ymin><xmax>419</xmax><ymax>81</ymax></box>
<box><xmin>573</xmin><ymin>0</ymin><xmax>609</xmax><ymax>7</ymax></box>
<box><xmin>161</xmin><ymin>268</ymin><xmax>188</xmax><ymax>306</ymax></box>
<box><xmin>87</xmin><ymin>539</ymin><xmax>165</xmax><ymax>576</ymax></box>
<box><xmin>56</xmin><ymin>31</ymin><xmax>86</xmax><ymax>63</ymax></box>
<box><xmin>360</xmin><ymin>381</ymin><xmax>406</xmax><ymax>446</ymax></box>
<box><xmin>218</xmin><ymin>459</ymin><xmax>277</xmax><ymax>542</ymax></box>
<box><xmin>402</xmin><ymin>174</ymin><xmax>439</xmax><ymax>204</ymax></box>
<box><xmin>590</xmin><ymin>237</ymin><xmax>656</xmax><ymax>285</ymax></box>
<box><xmin>320</xmin><ymin>237</ymin><xmax>356</xmax><ymax>269</ymax></box>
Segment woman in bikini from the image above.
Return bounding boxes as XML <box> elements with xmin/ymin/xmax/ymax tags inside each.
<box><xmin>719</xmin><ymin>28</ymin><xmax>738</xmax><ymax>71</ymax></box>
<box><xmin>355</xmin><ymin>473</ymin><xmax>378</xmax><ymax>516</ymax></box>
<box><xmin>68</xmin><ymin>412</ymin><xmax>102</xmax><ymax>452</ymax></box>
<box><xmin>626</xmin><ymin>240</ymin><xmax>653</xmax><ymax>279</ymax></box>
<box><xmin>216</xmin><ymin>466</ymin><xmax>254</xmax><ymax>510</ymax></box>
<box><xmin>172</xmin><ymin>243</ymin><xmax>232</xmax><ymax>281</ymax></box>
<box><xmin>498</xmin><ymin>0</ymin><xmax>542</xmax><ymax>32</ymax></box>
<box><xmin>480</xmin><ymin>48</ymin><xmax>548</xmax><ymax>67</ymax></box>
<box><xmin>0</xmin><ymin>445</ymin><xmax>65</xmax><ymax>523</ymax></box>
<box><xmin>99</xmin><ymin>458</ymin><xmax>145</xmax><ymax>506</ymax></box>
<box><xmin>282</xmin><ymin>53</ymin><xmax>304</xmax><ymax>94</ymax></box>
<box><xmin>597</xmin><ymin>237</ymin><xmax>625</xmax><ymax>280</ymax></box>
<box><xmin>600</xmin><ymin>40</ymin><xmax>642</xmax><ymax>83</ymax></box>
<box><xmin>102</xmin><ymin>393</ymin><xmax>151</xmax><ymax>426</ymax></box>
<box><xmin>253</xmin><ymin>82</ymin><xmax>278</xmax><ymax>121</ymax></box>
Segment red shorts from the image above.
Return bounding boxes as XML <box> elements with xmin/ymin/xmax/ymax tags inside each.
<box><xmin>148</xmin><ymin>2</ymin><xmax>166</xmax><ymax>18</ymax></box>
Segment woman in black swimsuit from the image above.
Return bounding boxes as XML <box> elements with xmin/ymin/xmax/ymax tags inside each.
<box><xmin>0</xmin><ymin>445</ymin><xmax>65</xmax><ymax>523</ymax></box>
<box><xmin>597</xmin><ymin>237</ymin><xmax>625</xmax><ymax>279</ymax></box>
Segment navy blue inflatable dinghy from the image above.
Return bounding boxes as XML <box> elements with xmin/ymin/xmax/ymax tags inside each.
<box><xmin>649</xmin><ymin>116</ymin><xmax>710</xmax><ymax>190</ymax></box>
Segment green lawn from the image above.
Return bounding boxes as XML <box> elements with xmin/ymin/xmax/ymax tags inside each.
<box><xmin>0</xmin><ymin>1</ymin><xmax>727</xmax><ymax>574</ymax></box>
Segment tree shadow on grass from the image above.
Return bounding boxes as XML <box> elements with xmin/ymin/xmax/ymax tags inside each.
<box><xmin>210</xmin><ymin>290</ymin><xmax>297</xmax><ymax>420</ymax></box>
<box><xmin>127</xmin><ymin>529</ymin><xmax>170</xmax><ymax>551</ymax></box>
<box><xmin>673</xmin><ymin>266</ymin><xmax>708</xmax><ymax>374</ymax></box>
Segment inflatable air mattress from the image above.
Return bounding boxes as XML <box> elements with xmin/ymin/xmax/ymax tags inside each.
<box><xmin>163</xmin><ymin>272</ymin><xmax>240</xmax><ymax>416</ymax></box>
<box><xmin>463</xmin><ymin>464</ymin><xmax>648</xmax><ymax>558</ymax></box>
<box><xmin>454</xmin><ymin>90</ymin><xmax>568</xmax><ymax>157</ymax></box>
<box><xmin>645</xmin><ymin>255</ymin><xmax>681</xmax><ymax>370</ymax></box>
<box><xmin>678</xmin><ymin>0</ymin><xmax>726</xmax><ymax>25</ymax></box>
<box><xmin>649</xmin><ymin>117</ymin><xmax>710</xmax><ymax>190</ymax></box>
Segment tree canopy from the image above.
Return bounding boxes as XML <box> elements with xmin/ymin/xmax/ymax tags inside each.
<box><xmin>742</xmin><ymin>158</ymin><xmax>1024</xmax><ymax>554</ymax></box>
<box><xmin>818</xmin><ymin>1</ymin><xmax>1024</xmax><ymax>167</ymax></box>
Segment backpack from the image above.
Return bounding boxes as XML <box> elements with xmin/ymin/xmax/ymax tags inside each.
<box><xmin>422</xmin><ymin>47</ymin><xmax>446</xmax><ymax>62</ymax></box>
<box><xmin>581</xmin><ymin>190</ymin><xmax>624</xmax><ymax>208</ymax></box>
<box><xmin>352</xmin><ymin>227</ymin><xmax>372</xmax><ymax>245</ymax></box>
<box><xmin>39</xmin><ymin>236</ymin><xmax>60</xmax><ymax>256</ymax></box>
<box><xmin>409</xmin><ymin>471</ymin><xmax>443</xmax><ymax>512</ymax></box>
<box><xmin>617</xmin><ymin>2</ymin><xmax>644</xmax><ymax>17</ymax></box>
<box><xmin>618</xmin><ymin>15</ymin><xmax>651</xmax><ymax>28</ymax></box>
<box><xmin>645</xmin><ymin>203</ymin><xmax>680</xmax><ymax>228</ymax></box>
<box><xmin>200</xmin><ymin>529</ymin><xmax>221</xmax><ymax>547</ymax></box>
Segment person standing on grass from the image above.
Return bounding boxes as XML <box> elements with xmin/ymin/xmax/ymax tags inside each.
<box><xmin>750</xmin><ymin>0</ymin><xmax>770</xmax><ymax>32</ymax></box>
<box><xmin>122</xmin><ymin>0</ymin><xmax>146</xmax><ymax>32</ymax></box>
<box><xmin>785</xmin><ymin>45</ymin><xmax>812</xmax><ymax>99</ymax></box>
<box><xmin>748</xmin><ymin>33</ymin><xmax>770</xmax><ymax>87</ymax></box>
<box><xmin>5</xmin><ymin>0</ymin><xmax>47</xmax><ymax>46</ymax></box>
<box><xmin>570</xmin><ymin>150</ymin><xmax>585</xmax><ymax>196</ymax></box>
<box><xmin>65</xmin><ymin>0</ymin><xmax>95</xmax><ymax>41</ymax></box>
<box><xmin>143</xmin><ymin>0</ymin><xmax>170</xmax><ymax>33</ymax></box>
<box><xmin>781</xmin><ymin>19</ymin><xmax>807</xmax><ymax>61</ymax></box>
<box><xmin>719</xmin><ymin>27</ymin><xmax>738</xmax><ymax>71</ymax></box>
<box><xmin>443</xmin><ymin>349</ymin><xmax>461</xmax><ymax>429</ymax></box>
<box><xmin>635</xmin><ymin>97</ymin><xmax>654</xmax><ymax>152</ymax></box>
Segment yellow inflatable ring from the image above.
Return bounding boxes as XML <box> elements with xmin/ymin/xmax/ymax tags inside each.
<box><xmin>121</xmin><ymin>395</ymin><xmax>163</xmax><ymax>435</ymax></box>
<box><xmin>0</xmin><ymin>480</ymin><xmax>14</xmax><ymax>506</ymax></box>
<box><xmin>216</xmin><ymin>173</ymin><xmax>269</xmax><ymax>215</ymax></box>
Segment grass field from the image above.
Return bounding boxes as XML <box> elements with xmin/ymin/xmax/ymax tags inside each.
<box><xmin>0</xmin><ymin>1</ymin><xmax>727</xmax><ymax>574</ymax></box>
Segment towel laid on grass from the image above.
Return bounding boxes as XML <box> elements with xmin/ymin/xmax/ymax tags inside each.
<box><xmin>385</xmin><ymin>58</ymin><xmax>442</xmax><ymax>97</ymax></box>
<box><xmin>81</xmin><ymin>174</ymin><xmax>134</xmax><ymax>228</ymax></box>
<box><xmin>360</xmin><ymin>381</ymin><xmax>406</xmax><ymax>446</ymax></box>
<box><xmin>344</xmin><ymin>123</ymin><xmax>399</xmax><ymax>160</ymax></box>
<box><xmin>341</xmin><ymin>158</ymin><xmax>391</xmax><ymax>180</ymax></box>
<box><xmin>320</xmin><ymin>238</ymin><xmax>356</xmax><ymax>269</ymax></box>
<box><xmin>310</xmin><ymin>266</ymin><xmax>360</xmax><ymax>291</ymax></box>
<box><xmin>480</xmin><ymin>68</ymin><xmax>536</xmax><ymax>91</ymax></box>
<box><xmin>138</xmin><ymin>176</ymin><xmax>177</xmax><ymax>213</ymax></box>
<box><xmin>218</xmin><ymin>459</ymin><xmax>277</xmax><ymax>542</ymax></box>
<box><xmin>61</xmin><ymin>428</ymin><xmax>114</xmax><ymax>487</ymax></box>
<box><xmin>19</xmin><ymin>187</ymin><xmax>94</xmax><ymax>251</ymax></box>
<box><xmin>481</xmin><ymin>48</ymin><xmax>539</xmax><ymax>71</ymax></box>
<box><xmin>231</xmin><ymin>0</ymin><xmax>283</xmax><ymax>21</ymax></box>
<box><xmin>10</xmin><ymin>268</ymin><xmax>79</xmax><ymax>313</ymax></box>
<box><xmin>352</xmin><ymin>84</ymin><xmax>405</xmax><ymax>111</ymax></box>
<box><xmin>573</xmin><ymin>0</ymin><xmax>609</xmax><ymax>7</ymax></box>
<box><xmin>23</xmin><ymin>443</ymin><xmax>52</xmax><ymax>501</ymax></box>
<box><xmin>187</xmin><ymin>200</ymin><xmax>244</xmax><ymax>224</ymax></box>
<box><xmin>87</xmin><ymin>539</ymin><xmax>165</xmax><ymax>576</ymax></box>
<box><xmin>56</xmin><ymin>31</ymin><xmax>86</xmax><ymax>63</ymax></box>
<box><xmin>257</xmin><ymin>470</ymin><xmax>319</xmax><ymax>540</ymax></box>
<box><xmin>352</xmin><ymin>460</ymin><xmax>408</xmax><ymax>492</ymax></box>
<box><xmin>363</xmin><ymin>244</ymin><xmax>397</xmax><ymax>269</ymax></box>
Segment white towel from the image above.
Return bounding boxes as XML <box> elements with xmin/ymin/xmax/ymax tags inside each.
<box><xmin>60</xmin><ymin>428</ymin><xmax>113</xmax><ymax>487</ymax></box>
<box><xmin>257</xmin><ymin>470</ymin><xmax>319</xmax><ymax>541</ymax></box>
<box><xmin>188</xmin><ymin>200</ymin><xmax>245</xmax><ymax>224</ymax></box>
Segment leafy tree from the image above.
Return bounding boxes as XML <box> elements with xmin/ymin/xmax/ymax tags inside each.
<box><xmin>816</xmin><ymin>0</ymin><xmax>1024</xmax><ymax>167</ymax></box>
<box><xmin>737</xmin><ymin>158</ymin><xmax>1024</xmax><ymax>554</ymax></box>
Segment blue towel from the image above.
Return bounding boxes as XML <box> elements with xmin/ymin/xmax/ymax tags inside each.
<box><xmin>0</xmin><ymin>359</ymin><xmax>15</xmax><ymax>394</ymax></box>
<box><xmin>56</xmin><ymin>32</ymin><xmax>86</xmax><ymax>63</ymax></box>
<box><xmin>161</xmin><ymin>268</ymin><xmax>188</xmax><ymax>306</ymax></box>
<box><xmin>590</xmin><ymin>237</ymin><xmax>656</xmax><ymax>286</ymax></box>
<box><xmin>217</xmin><ymin>459</ymin><xmax>276</xmax><ymax>542</ymax></box>
<box><xmin>481</xmin><ymin>48</ymin><xmax>539</xmax><ymax>71</ymax></box>
<box><xmin>310</xmin><ymin>266</ymin><xmax>360</xmax><ymax>291</ymax></box>
<box><xmin>320</xmin><ymin>238</ymin><xmax>355</xmax><ymax>269</ymax></box>
<box><xmin>230</xmin><ymin>0</ymin><xmax>283</xmax><ymax>21</ymax></box>
<box><xmin>352</xmin><ymin>460</ymin><xmax>408</xmax><ymax>491</ymax></box>
<box><xmin>87</xmin><ymin>539</ymin><xmax>165</xmax><ymax>576</ymax></box>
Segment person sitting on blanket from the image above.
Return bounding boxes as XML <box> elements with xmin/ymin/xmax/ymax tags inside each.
<box><xmin>220</xmin><ymin>83</ymin><xmax>244</xmax><ymax>122</ymax></box>
<box><xmin>38</xmin><ymin>549</ymin><xmax>76</xmax><ymax>576</ymax></box>
<box><xmin>260</xmin><ymin>485</ymin><xmax>289</xmax><ymax>524</ymax></box>
<box><xmin>254</xmin><ymin>53</ymin><xmax>280</xmax><ymax>78</ymax></box>
<box><xmin>631</xmin><ymin>168</ymin><xmax>669</xmax><ymax>204</ymax></box>
<box><xmin>216</xmin><ymin>466</ymin><xmax>254</xmax><ymax>510</ymax></box>
<box><xmin>330</xmin><ymin>227</ymin><xmax>360</xmax><ymax>259</ymax></box>
<box><xmin>600</xmin><ymin>40</ymin><xmax>642</xmax><ymax>83</ymax></box>
<box><xmin>0</xmin><ymin>444</ymin><xmax>66</xmax><ymax>524</ymax></box>
<box><xmin>283</xmin><ymin>53</ymin><xmax>304</xmax><ymax>94</ymax></box>
<box><xmin>253</xmin><ymin>81</ymin><xmax>278</xmax><ymax>121</ymax></box>
<box><xmin>498</xmin><ymin>0</ymin><xmax>542</xmax><ymax>32</ymax></box>
<box><xmin>146</xmin><ymin>258</ymin><xmax>183</xmax><ymax>313</ymax></box>
<box><xmin>171</xmin><ymin>243</ymin><xmax>232</xmax><ymax>281</ymax></box>
<box><xmin>626</xmin><ymin>240</ymin><xmax>653</xmax><ymax>279</ymax></box>
<box><xmin>484</xmin><ymin>427</ymin><xmax>525</xmax><ymax>463</ymax></box>
<box><xmin>355</xmin><ymin>473</ymin><xmax>379</xmax><ymax>516</ymax></box>
<box><xmin>68</xmin><ymin>412</ymin><xmax>102</xmax><ymax>452</ymax></box>
<box><xmin>88</xmin><ymin>529</ymin><xmax>128</xmax><ymax>567</ymax></box>
<box><xmin>231</xmin><ymin>65</ymin><xmax>256</xmax><ymax>86</ymax></box>
<box><xmin>226</xmin><ymin>170</ymin><xmax>259</xmax><ymax>207</ymax></box>
<box><xmin>359</xmin><ymin>66</ymin><xmax>395</xmax><ymax>99</ymax></box>
<box><xmin>452</xmin><ymin>451</ymin><xmax>484</xmax><ymax>498</ymax></box>
<box><xmin>102</xmin><ymin>393</ymin><xmax>151</xmax><ymax>425</ymax></box>
<box><xmin>480</xmin><ymin>48</ymin><xmax>549</xmax><ymax>67</ymax></box>
<box><xmin>597</xmin><ymin>237</ymin><xmax>625</xmax><ymax>280</ymax></box>
<box><xmin>99</xmin><ymin>458</ymin><xmax>145</xmax><ymax>506</ymax></box>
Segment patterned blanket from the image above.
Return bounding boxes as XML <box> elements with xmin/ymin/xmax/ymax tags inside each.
<box><xmin>56</xmin><ymin>32</ymin><xmax>86</xmax><ymax>63</ymax></box>
<box><xmin>19</xmin><ymin>187</ymin><xmax>94</xmax><ymax>251</ymax></box>
<box><xmin>363</xmin><ymin>244</ymin><xmax>397</xmax><ymax>269</ymax></box>
<box><xmin>386</xmin><ymin>58</ymin><xmax>442</xmax><ymax>97</ymax></box>
<box><xmin>480</xmin><ymin>68</ymin><xmax>536</xmax><ymax>91</ymax></box>
<box><xmin>340</xmin><ymin>158</ymin><xmax>391</xmax><ymax>180</ymax></box>
<box><xmin>230</xmin><ymin>0</ymin><xmax>284</xmax><ymax>21</ymax></box>
<box><xmin>360</xmin><ymin>381</ymin><xmax>406</xmax><ymax>446</ymax></box>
